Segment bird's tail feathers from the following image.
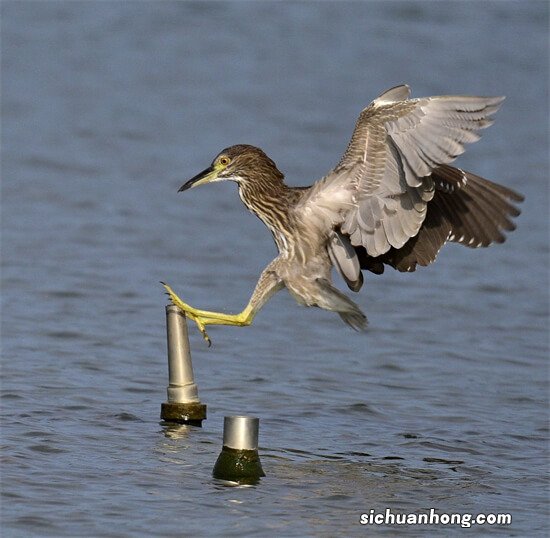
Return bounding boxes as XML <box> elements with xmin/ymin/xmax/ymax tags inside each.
<box><xmin>315</xmin><ymin>278</ymin><xmax>368</xmax><ymax>331</ymax></box>
<box><xmin>339</xmin><ymin>310</ymin><xmax>368</xmax><ymax>332</ymax></box>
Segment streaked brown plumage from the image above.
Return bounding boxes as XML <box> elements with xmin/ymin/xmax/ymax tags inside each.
<box><xmin>162</xmin><ymin>85</ymin><xmax>523</xmax><ymax>345</ymax></box>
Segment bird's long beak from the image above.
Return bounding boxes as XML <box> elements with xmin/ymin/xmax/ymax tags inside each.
<box><xmin>178</xmin><ymin>166</ymin><xmax>217</xmax><ymax>192</ymax></box>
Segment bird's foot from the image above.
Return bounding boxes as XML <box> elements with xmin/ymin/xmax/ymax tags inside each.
<box><xmin>161</xmin><ymin>282</ymin><xmax>212</xmax><ymax>346</ymax></box>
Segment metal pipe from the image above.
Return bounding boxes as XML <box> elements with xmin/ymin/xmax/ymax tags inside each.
<box><xmin>213</xmin><ymin>416</ymin><xmax>265</xmax><ymax>484</ymax></box>
<box><xmin>160</xmin><ymin>305</ymin><xmax>206</xmax><ymax>426</ymax></box>
<box><xmin>222</xmin><ymin>416</ymin><xmax>259</xmax><ymax>450</ymax></box>
<box><xmin>165</xmin><ymin>305</ymin><xmax>199</xmax><ymax>403</ymax></box>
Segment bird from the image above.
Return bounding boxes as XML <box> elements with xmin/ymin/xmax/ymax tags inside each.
<box><xmin>162</xmin><ymin>84</ymin><xmax>523</xmax><ymax>346</ymax></box>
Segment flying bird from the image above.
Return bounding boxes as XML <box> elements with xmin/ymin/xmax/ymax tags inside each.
<box><xmin>162</xmin><ymin>85</ymin><xmax>523</xmax><ymax>345</ymax></box>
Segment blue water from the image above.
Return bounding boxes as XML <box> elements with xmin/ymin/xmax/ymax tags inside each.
<box><xmin>1</xmin><ymin>1</ymin><xmax>548</xmax><ymax>536</ymax></box>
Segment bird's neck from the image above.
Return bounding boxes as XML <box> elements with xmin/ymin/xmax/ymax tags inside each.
<box><xmin>237</xmin><ymin>178</ymin><xmax>294</xmax><ymax>254</ymax></box>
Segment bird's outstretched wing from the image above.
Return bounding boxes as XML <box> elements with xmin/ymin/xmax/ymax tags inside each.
<box><xmin>355</xmin><ymin>164</ymin><xmax>524</xmax><ymax>274</ymax></box>
<box><xmin>297</xmin><ymin>85</ymin><xmax>505</xmax><ymax>259</ymax></box>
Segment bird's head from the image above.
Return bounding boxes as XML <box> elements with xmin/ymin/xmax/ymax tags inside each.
<box><xmin>179</xmin><ymin>144</ymin><xmax>284</xmax><ymax>192</ymax></box>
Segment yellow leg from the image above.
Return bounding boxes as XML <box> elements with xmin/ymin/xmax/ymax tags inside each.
<box><xmin>161</xmin><ymin>282</ymin><xmax>253</xmax><ymax>346</ymax></box>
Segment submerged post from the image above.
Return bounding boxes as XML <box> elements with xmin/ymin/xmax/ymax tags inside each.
<box><xmin>212</xmin><ymin>416</ymin><xmax>265</xmax><ymax>484</ymax></box>
<box><xmin>160</xmin><ymin>305</ymin><xmax>207</xmax><ymax>426</ymax></box>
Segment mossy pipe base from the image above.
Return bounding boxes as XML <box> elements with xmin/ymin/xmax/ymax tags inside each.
<box><xmin>160</xmin><ymin>402</ymin><xmax>207</xmax><ymax>426</ymax></box>
<box><xmin>212</xmin><ymin>446</ymin><xmax>265</xmax><ymax>485</ymax></box>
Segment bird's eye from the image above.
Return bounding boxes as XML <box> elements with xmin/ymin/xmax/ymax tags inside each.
<box><xmin>219</xmin><ymin>157</ymin><xmax>230</xmax><ymax>166</ymax></box>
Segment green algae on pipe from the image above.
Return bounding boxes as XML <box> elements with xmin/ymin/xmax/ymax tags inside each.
<box><xmin>213</xmin><ymin>416</ymin><xmax>265</xmax><ymax>484</ymax></box>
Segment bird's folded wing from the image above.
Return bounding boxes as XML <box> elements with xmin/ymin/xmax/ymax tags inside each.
<box><xmin>297</xmin><ymin>85</ymin><xmax>505</xmax><ymax>257</ymax></box>
<box><xmin>327</xmin><ymin>230</ymin><xmax>363</xmax><ymax>291</ymax></box>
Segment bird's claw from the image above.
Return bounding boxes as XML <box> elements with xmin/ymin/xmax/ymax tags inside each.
<box><xmin>161</xmin><ymin>281</ymin><xmax>213</xmax><ymax>347</ymax></box>
<box><xmin>188</xmin><ymin>312</ymin><xmax>212</xmax><ymax>347</ymax></box>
